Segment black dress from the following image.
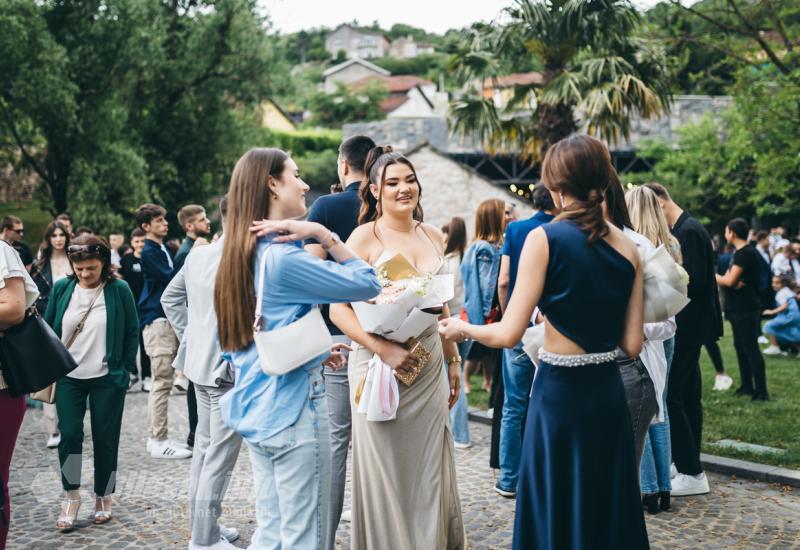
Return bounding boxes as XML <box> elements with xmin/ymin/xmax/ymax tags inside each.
<box><xmin>513</xmin><ymin>221</ymin><xmax>648</xmax><ymax>550</ymax></box>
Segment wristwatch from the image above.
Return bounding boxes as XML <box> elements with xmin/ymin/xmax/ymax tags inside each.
<box><xmin>321</xmin><ymin>232</ymin><xmax>341</xmax><ymax>251</ymax></box>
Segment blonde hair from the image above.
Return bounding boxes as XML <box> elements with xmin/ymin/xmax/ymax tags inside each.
<box><xmin>626</xmin><ymin>185</ymin><xmax>682</xmax><ymax>263</ymax></box>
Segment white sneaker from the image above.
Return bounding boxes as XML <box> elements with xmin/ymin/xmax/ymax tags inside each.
<box><xmin>670</xmin><ymin>463</ymin><xmax>678</xmax><ymax>479</ymax></box>
<box><xmin>713</xmin><ymin>374</ymin><xmax>734</xmax><ymax>391</ymax></box>
<box><xmin>763</xmin><ymin>345</ymin><xmax>782</xmax><ymax>355</ymax></box>
<box><xmin>220</xmin><ymin>525</ymin><xmax>239</xmax><ymax>543</ymax></box>
<box><xmin>46</xmin><ymin>434</ymin><xmax>61</xmax><ymax>449</ymax></box>
<box><xmin>148</xmin><ymin>437</ymin><xmax>190</xmax><ymax>452</ymax></box>
<box><xmin>142</xmin><ymin>377</ymin><xmax>152</xmax><ymax>392</ymax></box>
<box><xmin>188</xmin><ymin>537</ymin><xmax>237</xmax><ymax>549</ymax></box>
<box><xmin>453</xmin><ymin>441</ymin><xmax>472</xmax><ymax>450</ymax></box>
<box><xmin>670</xmin><ymin>472</ymin><xmax>710</xmax><ymax>496</ymax></box>
<box><xmin>149</xmin><ymin>439</ymin><xmax>192</xmax><ymax>459</ymax></box>
<box><xmin>758</xmin><ymin>335</ymin><xmax>769</xmax><ymax>344</ymax></box>
<box><xmin>340</xmin><ymin>509</ymin><xmax>352</xmax><ymax>523</ymax></box>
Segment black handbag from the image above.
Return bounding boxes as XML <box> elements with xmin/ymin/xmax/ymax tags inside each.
<box><xmin>0</xmin><ymin>306</ymin><xmax>78</xmax><ymax>397</ymax></box>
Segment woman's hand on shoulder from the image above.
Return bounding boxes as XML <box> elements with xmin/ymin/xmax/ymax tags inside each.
<box><xmin>251</xmin><ymin>219</ymin><xmax>327</xmax><ymax>243</ymax></box>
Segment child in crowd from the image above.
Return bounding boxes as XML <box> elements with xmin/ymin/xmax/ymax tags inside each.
<box><xmin>762</xmin><ymin>275</ymin><xmax>800</xmax><ymax>356</ymax></box>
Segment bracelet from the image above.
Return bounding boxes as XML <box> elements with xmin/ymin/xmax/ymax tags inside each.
<box><xmin>321</xmin><ymin>231</ymin><xmax>341</xmax><ymax>251</ymax></box>
<box><xmin>446</xmin><ymin>355</ymin><xmax>462</xmax><ymax>366</ymax></box>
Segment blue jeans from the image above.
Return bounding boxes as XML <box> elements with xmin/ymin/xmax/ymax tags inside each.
<box><xmin>499</xmin><ymin>340</ymin><xmax>535</xmax><ymax>491</ymax></box>
<box><xmin>247</xmin><ymin>368</ymin><xmax>331</xmax><ymax>549</ymax></box>
<box><xmin>640</xmin><ymin>337</ymin><xmax>674</xmax><ymax>494</ymax></box>
<box><xmin>450</xmin><ymin>340</ymin><xmax>471</xmax><ymax>444</ymax></box>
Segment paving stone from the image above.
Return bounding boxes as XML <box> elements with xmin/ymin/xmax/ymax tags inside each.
<box><xmin>5</xmin><ymin>391</ymin><xmax>800</xmax><ymax>549</ymax></box>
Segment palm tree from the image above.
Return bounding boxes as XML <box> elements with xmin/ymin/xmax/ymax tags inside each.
<box><xmin>449</xmin><ymin>0</ymin><xmax>672</xmax><ymax>158</ymax></box>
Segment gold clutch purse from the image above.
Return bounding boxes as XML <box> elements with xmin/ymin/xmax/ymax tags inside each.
<box><xmin>394</xmin><ymin>338</ymin><xmax>430</xmax><ymax>387</ymax></box>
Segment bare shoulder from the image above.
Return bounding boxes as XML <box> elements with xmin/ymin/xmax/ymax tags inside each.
<box><xmin>606</xmin><ymin>224</ymin><xmax>641</xmax><ymax>268</ymax></box>
<box><xmin>523</xmin><ymin>225</ymin><xmax>548</xmax><ymax>248</ymax></box>
<box><xmin>347</xmin><ymin>223</ymin><xmax>375</xmax><ymax>244</ymax></box>
<box><xmin>346</xmin><ymin>223</ymin><xmax>380</xmax><ymax>261</ymax></box>
<box><xmin>420</xmin><ymin>223</ymin><xmax>445</xmax><ymax>252</ymax></box>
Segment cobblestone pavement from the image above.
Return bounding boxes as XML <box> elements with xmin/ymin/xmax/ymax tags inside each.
<box><xmin>7</xmin><ymin>391</ymin><xmax>800</xmax><ymax>549</ymax></box>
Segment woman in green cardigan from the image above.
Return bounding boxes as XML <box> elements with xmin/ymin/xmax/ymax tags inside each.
<box><xmin>44</xmin><ymin>234</ymin><xmax>139</xmax><ymax>531</ymax></box>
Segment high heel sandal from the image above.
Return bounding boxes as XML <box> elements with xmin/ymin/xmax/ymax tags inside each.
<box><xmin>56</xmin><ymin>497</ymin><xmax>81</xmax><ymax>531</ymax></box>
<box><xmin>94</xmin><ymin>495</ymin><xmax>113</xmax><ymax>524</ymax></box>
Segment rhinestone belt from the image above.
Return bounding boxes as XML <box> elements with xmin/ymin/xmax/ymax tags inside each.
<box><xmin>538</xmin><ymin>348</ymin><xmax>619</xmax><ymax>367</ymax></box>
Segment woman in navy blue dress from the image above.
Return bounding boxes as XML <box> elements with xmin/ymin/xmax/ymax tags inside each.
<box><xmin>440</xmin><ymin>134</ymin><xmax>648</xmax><ymax>549</ymax></box>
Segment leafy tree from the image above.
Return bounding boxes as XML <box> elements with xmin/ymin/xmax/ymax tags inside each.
<box><xmin>372</xmin><ymin>53</ymin><xmax>451</xmax><ymax>82</ymax></box>
<box><xmin>449</xmin><ymin>0</ymin><xmax>672</xmax><ymax>158</ymax></box>
<box><xmin>0</xmin><ymin>0</ymin><xmax>290</xmax><ymax>235</ymax></box>
<box><xmin>628</xmin><ymin>66</ymin><xmax>800</xmax><ymax>233</ymax></box>
<box><xmin>308</xmin><ymin>81</ymin><xmax>387</xmax><ymax>128</ymax></box>
<box><xmin>645</xmin><ymin>0</ymin><xmax>799</xmax><ymax>94</ymax></box>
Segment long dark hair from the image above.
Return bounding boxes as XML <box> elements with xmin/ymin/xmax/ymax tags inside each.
<box><xmin>67</xmin><ymin>234</ymin><xmax>114</xmax><ymax>282</ymax></box>
<box><xmin>214</xmin><ymin>148</ymin><xmax>288</xmax><ymax>351</ymax></box>
<box><xmin>358</xmin><ymin>145</ymin><xmax>424</xmax><ymax>225</ymax></box>
<box><xmin>605</xmin><ymin>174</ymin><xmax>633</xmax><ymax>230</ymax></box>
<box><xmin>542</xmin><ymin>134</ymin><xmax>615</xmax><ymax>243</ymax></box>
<box><xmin>36</xmin><ymin>221</ymin><xmax>71</xmax><ymax>273</ymax></box>
<box><xmin>443</xmin><ymin>217</ymin><xmax>467</xmax><ymax>260</ymax></box>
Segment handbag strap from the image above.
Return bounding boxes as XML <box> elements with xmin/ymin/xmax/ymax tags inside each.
<box><xmin>64</xmin><ymin>283</ymin><xmax>105</xmax><ymax>350</ymax></box>
<box><xmin>253</xmin><ymin>245</ymin><xmax>271</xmax><ymax>331</ymax></box>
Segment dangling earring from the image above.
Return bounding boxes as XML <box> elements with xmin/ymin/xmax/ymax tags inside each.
<box><xmin>270</xmin><ymin>190</ymin><xmax>279</xmax><ymax>201</ymax></box>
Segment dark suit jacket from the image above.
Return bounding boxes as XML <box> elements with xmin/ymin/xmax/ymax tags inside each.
<box><xmin>671</xmin><ymin>211</ymin><xmax>723</xmax><ymax>346</ymax></box>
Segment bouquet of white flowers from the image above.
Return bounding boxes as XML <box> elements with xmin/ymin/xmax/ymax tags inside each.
<box><xmin>351</xmin><ymin>253</ymin><xmax>454</xmax><ymax>422</ymax></box>
<box><xmin>351</xmin><ymin>253</ymin><xmax>454</xmax><ymax>343</ymax></box>
<box><xmin>643</xmin><ymin>245</ymin><xmax>690</xmax><ymax>323</ymax></box>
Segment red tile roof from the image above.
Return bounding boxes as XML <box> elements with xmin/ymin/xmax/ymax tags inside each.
<box><xmin>379</xmin><ymin>95</ymin><xmax>410</xmax><ymax>113</ymax></box>
<box><xmin>350</xmin><ymin>75</ymin><xmax>434</xmax><ymax>94</ymax></box>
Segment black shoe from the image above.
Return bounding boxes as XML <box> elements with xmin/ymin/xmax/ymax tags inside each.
<box><xmin>642</xmin><ymin>493</ymin><xmax>659</xmax><ymax>515</ymax></box>
<box><xmin>186</xmin><ymin>432</ymin><xmax>195</xmax><ymax>448</ymax></box>
<box><xmin>734</xmin><ymin>387</ymin><xmax>754</xmax><ymax>396</ymax></box>
<box><xmin>659</xmin><ymin>490</ymin><xmax>671</xmax><ymax>511</ymax></box>
<box><xmin>751</xmin><ymin>393</ymin><xmax>770</xmax><ymax>402</ymax></box>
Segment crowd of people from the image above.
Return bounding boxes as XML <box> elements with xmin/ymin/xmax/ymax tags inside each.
<box><xmin>0</xmin><ymin>131</ymin><xmax>795</xmax><ymax>550</ymax></box>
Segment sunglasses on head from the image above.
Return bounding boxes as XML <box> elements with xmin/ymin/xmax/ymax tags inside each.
<box><xmin>68</xmin><ymin>244</ymin><xmax>105</xmax><ymax>257</ymax></box>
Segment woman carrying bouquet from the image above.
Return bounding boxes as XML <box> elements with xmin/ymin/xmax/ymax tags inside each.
<box><xmin>440</xmin><ymin>134</ymin><xmax>648</xmax><ymax>550</ymax></box>
<box><xmin>215</xmin><ymin>148</ymin><xmax>381</xmax><ymax>549</ymax></box>
<box><xmin>330</xmin><ymin>146</ymin><xmax>466</xmax><ymax>550</ymax></box>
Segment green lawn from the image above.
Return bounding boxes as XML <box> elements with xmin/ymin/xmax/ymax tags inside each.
<box><xmin>0</xmin><ymin>201</ymin><xmax>52</xmax><ymax>249</ymax></box>
<box><xmin>467</xmin><ymin>324</ymin><xmax>800</xmax><ymax>469</ymax></box>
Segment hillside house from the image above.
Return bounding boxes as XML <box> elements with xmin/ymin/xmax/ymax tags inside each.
<box><xmin>322</xmin><ymin>58</ymin><xmax>391</xmax><ymax>94</ymax></box>
<box><xmin>325</xmin><ymin>24</ymin><xmax>390</xmax><ymax>59</ymax></box>
<box><xmin>388</xmin><ymin>36</ymin><xmax>436</xmax><ymax>59</ymax></box>
<box><xmin>350</xmin><ymin>75</ymin><xmax>448</xmax><ymax>118</ymax></box>
<box><xmin>483</xmin><ymin>72</ymin><xmax>544</xmax><ymax>111</ymax></box>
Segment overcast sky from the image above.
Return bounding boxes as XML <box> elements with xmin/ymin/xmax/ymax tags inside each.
<box><xmin>260</xmin><ymin>0</ymin><xmax>665</xmax><ymax>35</ymax></box>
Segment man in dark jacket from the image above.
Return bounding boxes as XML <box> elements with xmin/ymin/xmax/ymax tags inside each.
<box><xmin>135</xmin><ymin>203</ymin><xmax>191</xmax><ymax>460</ymax></box>
<box><xmin>646</xmin><ymin>183</ymin><xmax>722</xmax><ymax>497</ymax></box>
<box><xmin>304</xmin><ymin>134</ymin><xmax>374</xmax><ymax>547</ymax></box>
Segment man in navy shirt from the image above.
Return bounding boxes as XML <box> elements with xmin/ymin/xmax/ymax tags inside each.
<box><xmin>305</xmin><ymin>134</ymin><xmax>374</xmax><ymax>547</ymax></box>
<box><xmin>135</xmin><ymin>203</ymin><xmax>191</xmax><ymax>460</ymax></box>
<box><xmin>494</xmin><ymin>184</ymin><xmax>556</xmax><ymax>498</ymax></box>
